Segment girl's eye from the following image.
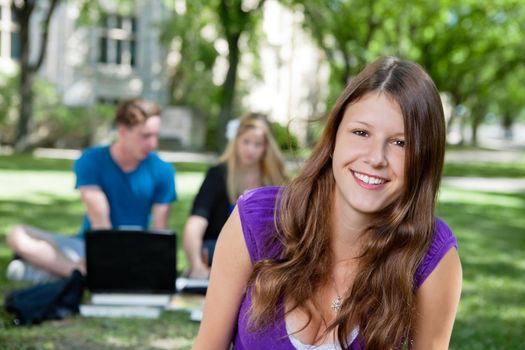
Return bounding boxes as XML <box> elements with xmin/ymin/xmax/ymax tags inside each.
<box><xmin>353</xmin><ymin>130</ymin><xmax>368</xmax><ymax>137</ymax></box>
<box><xmin>393</xmin><ymin>139</ymin><xmax>406</xmax><ymax>147</ymax></box>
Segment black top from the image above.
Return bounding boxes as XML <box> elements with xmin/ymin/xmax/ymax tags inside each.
<box><xmin>191</xmin><ymin>163</ymin><xmax>232</xmax><ymax>241</ymax></box>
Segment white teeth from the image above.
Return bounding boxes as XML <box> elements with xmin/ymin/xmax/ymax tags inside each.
<box><xmin>354</xmin><ymin>172</ymin><xmax>385</xmax><ymax>185</ymax></box>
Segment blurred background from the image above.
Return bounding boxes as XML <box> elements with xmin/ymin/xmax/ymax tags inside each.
<box><xmin>0</xmin><ymin>0</ymin><xmax>523</xmax><ymax>154</ymax></box>
<box><xmin>0</xmin><ymin>0</ymin><xmax>524</xmax><ymax>349</ymax></box>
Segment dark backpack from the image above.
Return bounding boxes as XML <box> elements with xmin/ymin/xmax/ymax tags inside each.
<box><xmin>4</xmin><ymin>269</ymin><xmax>85</xmax><ymax>326</ymax></box>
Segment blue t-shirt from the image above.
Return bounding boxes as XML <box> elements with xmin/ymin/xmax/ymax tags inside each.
<box><xmin>74</xmin><ymin>145</ymin><xmax>176</xmax><ymax>236</ymax></box>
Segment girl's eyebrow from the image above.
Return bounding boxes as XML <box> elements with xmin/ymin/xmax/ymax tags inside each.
<box><xmin>348</xmin><ymin>120</ymin><xmax>405</xmax><ymax>137</ymax></box>
<box><xmin>350</xmin><ymin>120</ymin><xmax>372</xmax><ymax>127</ymax></box>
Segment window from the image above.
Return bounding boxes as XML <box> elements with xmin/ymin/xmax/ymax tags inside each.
<box><xmin>97</xmin><ymin>97</ymin><xmax>120</xmax><ymax>105</ymax></box>
<box><xmin>98</xmin><ymin>14</ymin><xmax>137</xmax><ymax>67</ymax></box>
<box><xmin>0</xmin><ymin>4</ymin><xmax>20</xmax><ymax>60</ymax></box>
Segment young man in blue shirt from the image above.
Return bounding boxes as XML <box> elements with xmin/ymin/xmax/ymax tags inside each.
<box><xmin>6</xmin><ymin>98</ymin><xmax>177</xmax><ymax>283</ymax></box>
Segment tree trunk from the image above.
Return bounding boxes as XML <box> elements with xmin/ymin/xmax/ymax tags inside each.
<box><xmin>216</xmin><ymin>32</ymin><xmax>241</xmax><ymax>152</ymax></box>
<box><xmin>470</xmin><ymin>106</ymin><xmax>485</xmax><ymax>147</ymax></box>
<box><xmin>13</xmin><ymin>0</ymin><xmax>59</xmax><ymax>152</ymax></box>
<box><xmin>470</xmin><ymin>119</ymin><xmax>478</xmax><ymax>147</ymax></box>
<box><xmin>14</xmin><ymin>4</ymin><xmax>33</xmax><ymax>153</ymax></box>
<box><xmin>502</xmin><ymin>112</ymin><xmax>513</xmax><ymax>140</ymax></box>
<box><xmin>15</xmin><ymin>67</ymin><xmax>35</xmax><ymax>152</ymax></box>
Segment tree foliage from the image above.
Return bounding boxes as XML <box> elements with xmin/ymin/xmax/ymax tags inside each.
<box><xmin>160</xmin><ymin>2</ymin><xmax>221</xmax><ymax>112</ymax></box>
<box><xmin>282</xmin><ymin>0</ymin><xmax>525</xmax><ymax>145</ymax></box>
<box><xmin>4</xmin><ymin>0</ymin><xmax>524</xmax><ymax>150</ymax></box>
<box><xmin>161</xmin><ymin>0</ymin><xmax>265</xmax><ymax>151</ymax></box>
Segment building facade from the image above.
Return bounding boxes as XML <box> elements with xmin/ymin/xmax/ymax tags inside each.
<box><xmin>0</xmin><ymin>0</ymin><xmax>327</xmax><ymax>149</ymax></box>
<box><xmin>45</xmin><ymin>0</ymin><xmax>169</xmax><ymax>107</ymax></box>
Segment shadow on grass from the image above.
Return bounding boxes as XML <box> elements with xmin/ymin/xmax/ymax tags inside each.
<box><xmin>0</xmin><ymin>311</ymin><xmax>199</xmax><ymax>350</ymax></box>
<box><xmin>0</xmin><ymin>197</ymin><xmax>85</xmax><ymax>235</ymax></box>
<box><xmin>0</xmin><ymin>194</ymin><xmax>200</xmax><ymax>349</ymax></box>
<box><xmin>172</xmin><ymin>162</ymin><xmax>211</xmax><ymax>173</ymax></box>
<box><xmin>0</xmin><ymin>155</ymin><xmax>74</xmax><ymax>172</ymax></box>
<box><xmin>453</xmin><ymin>316</ymin><xmax>523</xmax><ymax>350</ymax></box>
<box><xmin>438</xmin><ymin>191</ymin><xmax>525</xmax><ymax>349</ymax></box>
<box><xmin>443</xmin><ymin>162</ymin><xmax>525</xmax><ymax>178</ymax></box>
<box><xmin>0</xmin><ymin>154</ymin><xmax>211</xmax><ymax>174</ymax></box>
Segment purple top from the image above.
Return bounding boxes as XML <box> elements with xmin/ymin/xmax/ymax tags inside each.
<box><xmin>233</xmin><ymin>187</ymin><xmax>458</xmax><ymax>350</ymax></box>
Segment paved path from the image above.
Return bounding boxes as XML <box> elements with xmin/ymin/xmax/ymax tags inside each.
<box><xmin>442</xmin><ymin>143</ymin><xmax>525</xmax><ymax>193</ymax></box>
<box><xmin>442</xmin><ymin>177</ymin><xmax>525</xmax><ymax>193</ymax></box>
<box><xmin>445</xmin><ymin>149</ymin><xmax>523</xmax><ymax>164</ymax></box>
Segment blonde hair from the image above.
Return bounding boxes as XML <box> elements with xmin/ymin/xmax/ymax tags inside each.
<box><xmin>219</xmin><ymin>113</ymin><xmax>288</xmax><ymax>203</ymax></box>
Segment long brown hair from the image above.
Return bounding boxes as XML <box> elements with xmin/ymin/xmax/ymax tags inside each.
<box><xmin>219</xmin><ymin>113</ymin><xmax>288</xmax><ymax>203</ymax></box>
<box><xmin>249</xmin><ymin>57</ymin><xmax>446</xmax><ymax>348</ymax></box>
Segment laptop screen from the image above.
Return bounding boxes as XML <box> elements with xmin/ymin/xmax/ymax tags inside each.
<box><xmin>85</xmin><ymin>230</ymin><xmax>177</xmax><ymax>294</ymax></box>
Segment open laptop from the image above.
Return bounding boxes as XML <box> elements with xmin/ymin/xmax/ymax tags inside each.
<box><xmin>80</xmin><ymin>229</ymin><xmax>176</xmax><ymax>318</ymax></box>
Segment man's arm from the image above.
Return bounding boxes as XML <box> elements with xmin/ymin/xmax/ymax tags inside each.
<box><xmin>79</xmin><ymin>186</ymin><xmax>111</xmax><ymax>229</ymax></box>
<box><xmin>151</xmin><ymin>203</ymin><xmax>171</xmax><ymax>230</ymax></box>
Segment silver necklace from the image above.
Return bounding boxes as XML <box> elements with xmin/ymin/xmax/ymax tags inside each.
<box><xmin>330</xmin><ymin>277</ymin><xmax>343</xmax><ymax>312</ymax></box>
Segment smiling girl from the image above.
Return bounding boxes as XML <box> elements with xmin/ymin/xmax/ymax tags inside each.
<box><xmin>193</xmin><ymin>57</ymin><xmax>462</xmax><ymax>349</ymax></box>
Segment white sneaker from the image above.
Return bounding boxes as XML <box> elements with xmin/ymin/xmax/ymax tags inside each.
<box><xmin>6</xmin><ymin>259</ymin><xmax>58</xmax><ymax>284</ymax></box>
<box><xmin>6</xmin><ymin>259</ymin><xmax>26</xmax><ymax>280</ymax></box>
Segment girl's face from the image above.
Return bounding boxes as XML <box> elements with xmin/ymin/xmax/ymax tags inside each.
<box><xmin>332</xmin><ymin>92</ymin><xmax>406</xmax><ymax>219</ymax></box>
<box><xmin>236</xmin><ymin>127</ymin><xmax>267</xmax><ymax>167</ymax></box>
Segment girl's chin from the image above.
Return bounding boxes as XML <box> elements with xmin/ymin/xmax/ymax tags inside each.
<box><xmin>240</xmin><ymin>158</ymin><xmax>258</xmax><ymax>166</ymax></box>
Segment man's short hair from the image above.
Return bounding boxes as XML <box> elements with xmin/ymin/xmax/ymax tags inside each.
<box><xmin>114</xmin><ymin>98</ymin><xmax>161</xmax><ymax>128</ymax></box>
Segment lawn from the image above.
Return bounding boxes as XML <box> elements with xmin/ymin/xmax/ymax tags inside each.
<box><xmin>0</xmin><ymin>151</ymin><xmax>524</xmax><ymax>349</ymax></box>
<box><xmin>0</xmin><ymin>156</ymin><xmax>205</xmax><ymax>350</ymax></box>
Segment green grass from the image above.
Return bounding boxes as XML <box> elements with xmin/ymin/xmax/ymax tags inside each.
<box><xmin>0</xmin><ymin>155</ymin><xmax>205</xmax><ymax>350</ymax></box>
<box><xmin>0</xmin><ymin>154</ymin><xmax>210</xmax><ymax>174</ymax></box>
<box><xmin>0</xmin><ymin>312</ymin><xmax>198</xmax><ymax>350</ymax></box>
<box><xmin>0</xmin><ymin>155</ymin><xmax>74</xmax><ymax>172</ymax></box>
<box><xmin>437</xmin><ymin>189</ymin><xmax>525</xmax><ymax>349</ymax></box>
<box><xmin>0</xmin><ymin>152</ymin><xmax>524</xmax><ymax>349</ymax></box>
<box><xmin>443</xmin><ymin>162</ymin><xmax>525</xmax><ymax>178</ymax></box>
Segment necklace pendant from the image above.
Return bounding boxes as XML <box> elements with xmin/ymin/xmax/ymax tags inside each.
<box><xmin>331</xmin><ymin>296</ymin><xmax>342</xmax><ymax>312</ymax></box>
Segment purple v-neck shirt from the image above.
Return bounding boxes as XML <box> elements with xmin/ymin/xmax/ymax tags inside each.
<box><xmin>233</xmin><ymin>187</ymin><xmax>458</xmax><ymax>350</ymax></box>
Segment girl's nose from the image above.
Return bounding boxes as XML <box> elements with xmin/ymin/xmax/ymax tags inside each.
<box><xmin>366</xmin><ymin>142</ymin><xmax>387</xmax><ymax>168</ymax></box>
